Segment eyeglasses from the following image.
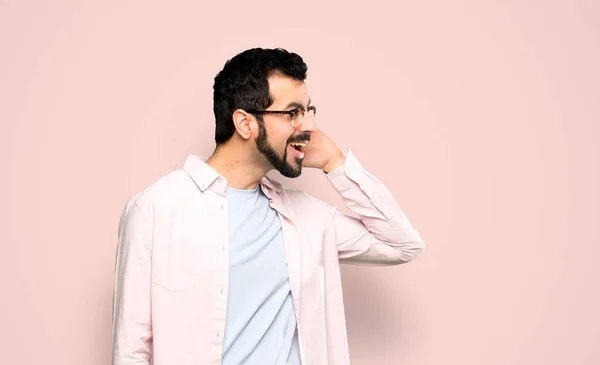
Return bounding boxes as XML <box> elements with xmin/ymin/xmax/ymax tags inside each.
<box><xmin>247</xmin><ymin>105</ymin><xmax>317</xmax><ymax>128</ymax></box>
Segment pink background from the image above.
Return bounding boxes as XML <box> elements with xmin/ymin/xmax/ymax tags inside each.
<box><xmin>2</xmin><ymin>1</ymin><xmax>599</xmax><ymax>364</ymax></box>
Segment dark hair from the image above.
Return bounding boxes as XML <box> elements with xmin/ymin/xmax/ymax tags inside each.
<box><xmin>212</xmin><ymin>48</ymin><xmax>308</xmax><ymax>145</ymax></box>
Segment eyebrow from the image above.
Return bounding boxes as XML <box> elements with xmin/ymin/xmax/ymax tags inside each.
<box><xmin>284</xmin><ymin>99</ymin><xmax>311</xmax><ymax>110</ymax></box>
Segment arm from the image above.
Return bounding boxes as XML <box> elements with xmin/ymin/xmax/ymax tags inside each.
<box><xmin>111</xmin><ymin>195</ymin><xmax>153</xmax><ymax>364</ymax></box>
<box><xmin>326</xmin><ymin>150</ymin><xmax>425</xmax><ymax>265</ymax></box>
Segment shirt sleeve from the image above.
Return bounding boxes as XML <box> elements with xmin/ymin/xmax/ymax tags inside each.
<box><xmin>111</xmin><ymin>195</ymin><xmax>153</xmax><ymax>364</ymax></box>
<box><xmin>325</xmin><ymin>149</ymin><xmax>425</xmax><ymax>265</ymax></box>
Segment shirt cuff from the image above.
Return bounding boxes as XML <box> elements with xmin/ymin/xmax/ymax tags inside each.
<box><xmin>325</xmin><ymin>149</ymin><xmax>364</xmax><ymax>192</ymax></box>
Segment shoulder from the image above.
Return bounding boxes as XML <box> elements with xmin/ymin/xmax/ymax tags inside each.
<box><xmin>124</xmin><ymin>168</ymin><xmax>197</xmax><ymax>214</ymax></box>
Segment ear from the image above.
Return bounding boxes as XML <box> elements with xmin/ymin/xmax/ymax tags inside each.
<box><xmin>232</xmin><ymin>109</ymin><xmax>254</xmax><ymax>140</ymax></box>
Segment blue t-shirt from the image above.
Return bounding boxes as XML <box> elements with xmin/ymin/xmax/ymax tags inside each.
<box><xmin>222</xmin><ymin>185</ymin><xmax>302</xmax><ymax>365</ymax></box>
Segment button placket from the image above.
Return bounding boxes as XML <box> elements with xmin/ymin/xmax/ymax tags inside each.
<box><xmin>218</xmin><ymin>195</ymin><xmax>229</xmax><ymax>321</ymax></box>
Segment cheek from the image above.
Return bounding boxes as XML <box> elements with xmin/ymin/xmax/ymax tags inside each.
<box><xmin>263</xmin><ymin>121</ymin><xmax>295</xmax><ymax>150</ymax></box>
<box><xmin>271</xmin><ymin>130</ymin><xmax>294</xmax><ymax>149</ymax></box>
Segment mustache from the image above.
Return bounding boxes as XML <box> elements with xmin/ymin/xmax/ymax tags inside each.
<box><xmin>288</xmin><ymin>132</ymin><xmax>311</xmax><ymax>144</ymax></box>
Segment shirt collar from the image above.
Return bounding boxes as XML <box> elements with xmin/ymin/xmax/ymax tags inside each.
<box><xmin>182</xmin><ymin>153</ymin><xmax>281</xmax><ymax>195</ymax></box>
<box><xmin>182</xmin><ymin>154</ymin><xmax>221</xmax><ymax>192</ymax></box>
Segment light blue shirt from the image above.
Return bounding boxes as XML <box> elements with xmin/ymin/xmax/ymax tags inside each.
<box><xmin>222</xmin><ymin>185</ymin><xmax>302</xmax><ymax>365</ymax></box>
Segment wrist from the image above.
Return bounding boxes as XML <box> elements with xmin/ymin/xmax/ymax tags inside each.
<box><xmin>322</xmin><ymin>154</ymin><xmax>345</xmax><ymax>174</ymax></box>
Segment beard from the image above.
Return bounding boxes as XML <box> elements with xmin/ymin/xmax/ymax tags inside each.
<box><xmin>255</xmin><ymin>119</ymin><xmax>304</xmax><ymax>178</ymax></box>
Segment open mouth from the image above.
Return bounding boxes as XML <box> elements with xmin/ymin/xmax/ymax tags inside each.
<box><xmin>288</xmin><ymin>141</ymin><xmax>306</xmax><ymax>159</ymax></box>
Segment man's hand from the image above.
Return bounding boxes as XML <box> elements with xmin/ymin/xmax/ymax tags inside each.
<box><xmin>301</xmin><ymin>129</ymin><xmax>345</xmax><ymax>173</ymax></box>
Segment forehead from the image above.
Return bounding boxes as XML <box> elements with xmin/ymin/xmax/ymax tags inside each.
<box><xmin>267</xmin><ymin>74</ymin><xmax>309</xmax><ymax>108</ymax></box>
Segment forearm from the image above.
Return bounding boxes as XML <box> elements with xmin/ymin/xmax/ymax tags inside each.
<box><xmin>326</xmin><ymin>150</ymin><xmax>425</xmax><ymax>264</ymax></box>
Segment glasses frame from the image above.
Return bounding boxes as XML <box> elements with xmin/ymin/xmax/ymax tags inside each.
<box><xmin>247</xmin><ymin>105</ymin><xmax>317</xmax><ymax>128</ymax></box>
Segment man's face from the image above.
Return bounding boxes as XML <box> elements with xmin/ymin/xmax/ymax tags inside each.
<box><xmin>255</xmin><ymin>74</ymin><xmax>314</xmax><ymax>178</ymax></box>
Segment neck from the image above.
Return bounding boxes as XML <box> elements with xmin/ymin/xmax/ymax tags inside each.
<box><xmin>205</xmin><ymin>142</ymin><xmax>269</xmax><ymax>190</ymax></box>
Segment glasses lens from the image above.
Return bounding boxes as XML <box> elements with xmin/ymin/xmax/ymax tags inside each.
<box><xmin>291</xmin><ymin>108</ymin><xmax>304</xmax><ymax>121</ymax></box>
<box><xmin>289</xmin><ymin>109</ymin><xmax>303</xmax><ymax>128</ymax></box>
<box><xmin>290</xmin><ymin>107</ymin><xmax>316</xmax><ymax>128</ymax></box>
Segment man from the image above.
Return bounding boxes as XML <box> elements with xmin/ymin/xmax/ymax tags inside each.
<box><xmin>111</xmin><ymin>48</ymin><xmax>424</xmax><ymax>365</ymax></box>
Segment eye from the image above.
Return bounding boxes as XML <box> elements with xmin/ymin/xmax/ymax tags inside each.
<box><xmin>290</xmin><ymin>108</ymin><xmax>303</xmax><ymax>119</ymax></box>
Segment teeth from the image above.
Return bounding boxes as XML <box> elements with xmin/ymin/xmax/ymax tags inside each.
<box><xmin>290</xmin><ymin>142</ymin><xmax>306</xmax><ymax>147</ymax></box>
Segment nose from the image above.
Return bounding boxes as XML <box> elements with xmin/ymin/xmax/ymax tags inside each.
<box><xmin>298</xmin><ymin>113</ymin><xmax>316</xmax><ymax>132</ymax></box>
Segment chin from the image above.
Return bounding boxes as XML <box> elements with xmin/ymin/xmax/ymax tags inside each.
<box><xmin>279</xmin><ymin>158</ymin><xmax>303</xmax><ymax>178</ymax></box>
<box><xmin>282</xmin><ymin>171</ymin><xmax>302</xmax><ymax>179</ymax></box>
<box><xmin>290</xmin><ymin>168</ymin><xmax>303</xmax><ymax>178</ymax></box>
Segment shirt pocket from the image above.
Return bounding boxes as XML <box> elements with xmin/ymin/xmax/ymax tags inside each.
<box><xmin>152</xmin><ymin>248</ymin><xmax>202</xmax><ymax>292</ymax></box>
